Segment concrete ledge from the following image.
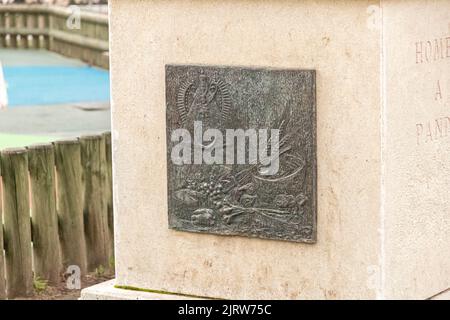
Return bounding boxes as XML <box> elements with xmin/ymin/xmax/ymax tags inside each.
<box><xmin>80</xmin><ymin>279</ymin><xmax>202</xmax><ymax>300</ymax></box>
<box><xmin>429</xmin><ymin>288</ymin><xmax>450</xmax><ymax>300</ymax></box>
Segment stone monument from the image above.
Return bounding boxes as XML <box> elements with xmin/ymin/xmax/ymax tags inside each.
<box><xmin>82</xmin><ymin>0</ymin><xmax>450</xmax><ymax>299</ymax></box>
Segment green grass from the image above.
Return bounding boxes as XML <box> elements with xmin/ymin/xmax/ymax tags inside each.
<box><xmin>33</xmin><ymin>276</ymin><xmax>48</xmax><ymax>293</ymax></box>
<box><xmin>95</xmin><ymin>265</ymin><xmax>105</xmax><ymax>277</ymax></box>
<box><xmin>0</xmin><ymin>133</ymin><xmax>56</xmax><ymax>150</ymax></box>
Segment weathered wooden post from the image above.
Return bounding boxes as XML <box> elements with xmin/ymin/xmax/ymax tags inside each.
<box><xmin>1</xmin><ymin>148</ymin><xmax>33</xmax><ymax>298</ymax></box>
<box><xmin>80</xmin><ymin>135</ymin><xmax>110</xmax><ymax>272</ymax></box>
<box><xmin>102</xmin><ymin>132</ymin><xmax>114</xmax><ymax>262</ymax></box>
<box><xmin>54</xmin><ymin>139</ymin><xmax>87</xmax><ymax>275</ymax></box>
<box><xmin>28</xmin><ymin>143</ymin><xmax>62</xmax><ymax>285</ymax></box>
<box><xmin>0</xmin><ymin>161</ymin><xmax>6</xmax><ymax>299</ymax></box>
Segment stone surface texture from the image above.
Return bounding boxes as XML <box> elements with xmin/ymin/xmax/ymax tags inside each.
<box><xmin>106</xmin><ymin>0</ymin><xmax>449</xmax><ymax>299</ymax></box>
<box><xmin>382</xmin><ymin>0</ymin><xmax>450</xmax><ymax>299</ymax></box>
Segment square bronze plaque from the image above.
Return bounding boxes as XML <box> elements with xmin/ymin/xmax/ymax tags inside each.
<box><xmin>166</xmin><ymin>64</ymin><xmax>316</xmax><ymax>243</ymax></box>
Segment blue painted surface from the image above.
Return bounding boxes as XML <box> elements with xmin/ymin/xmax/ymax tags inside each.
<box><xmin>3</xmin><ymin>66</ymin><xmax>110</xmax><ymax>107</ymax></box>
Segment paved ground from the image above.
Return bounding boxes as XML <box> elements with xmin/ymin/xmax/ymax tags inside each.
<box><xmin>0</xmin><ymin>49</ymin><xmax>85</xmax><ymax>67</ymax></box>
<box><xmin>0</xmin><ymin>103</ymin><xmax>111</xmax><ymax>149</ymax></box>
<box><xmin>0</xmin><ymin>49</ymin><xmax>111</xmax><ymax>148</ymax></box>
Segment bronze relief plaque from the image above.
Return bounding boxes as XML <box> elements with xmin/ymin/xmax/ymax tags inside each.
<box><xmin>166</xmin><ymin>64</ymin><xmax>316</xmax><ymax>243</ymax></box>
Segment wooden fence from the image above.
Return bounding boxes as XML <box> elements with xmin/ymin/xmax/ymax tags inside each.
<box><xmin>0</xmin><ymin>132</ymin><xmax>113</xmax><ymax>299</ymax></box>
<box><xmin>0</xmin><ymin>5</ymin><xmax>109</xmax><ymax>69</ymax></box>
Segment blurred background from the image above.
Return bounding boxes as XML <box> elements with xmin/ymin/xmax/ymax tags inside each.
<box><xmin>0</xmin><ymin>0</ymin><xmax>110</xmax><ymax>150</ymax></box>
<box><xmin>0</xmin><ymin>0</ymin><xmax>112</xmax><ymax>300</ymax></box>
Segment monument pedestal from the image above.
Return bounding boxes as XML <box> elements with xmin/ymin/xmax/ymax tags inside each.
<box><xmin>80</xmin><ymin>280</ymin><xmax>202</xmax><ymax>300</ymax></box>
<box><xmin>82</xmin><ymin>0</ymin><xmax>450</xmax><ymax>299</ymax></box>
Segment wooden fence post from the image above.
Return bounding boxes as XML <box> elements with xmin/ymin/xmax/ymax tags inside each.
<box><xmin>54</xmin><ymin>139</ymin><xmax>87</xmax><ymax>275</ymax></box>
<box><xmin>0</xmin><ymin>161</ymin><xmax>6</xmax><ymax>299</ymax></box>
<box><xmin>80</xmin><ymin>135</ymin><xmax>110</xmax><ymax>272</ymax></box>
<box><xmin>1</xmin><ymin>148</ymin><xmax>33</xmax><ymax>298</ymax></box>
<box><xmin>28</xmin><ymin>143</ymin><xmax>62</xmax><ymax>285</ymax></box>
<box><xmin>102</xmin><ymin>132</ymin><xmax>114</xmax><ymax>263</ymax></box>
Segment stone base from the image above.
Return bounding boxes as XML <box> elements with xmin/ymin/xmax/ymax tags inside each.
<box><xmin>81</xmin><ymin>280</ymin><xmax>449</xmax><ymax>300</ymax></box>
<box><xmin>430</xmin><ymin>289</ymin><xmax>450</xmax><ymax>300</ymax></box>
<box><xmin>80</xmin><ymin>280</ymin><xmax>202</xmax><ymax>300</ymax></box>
